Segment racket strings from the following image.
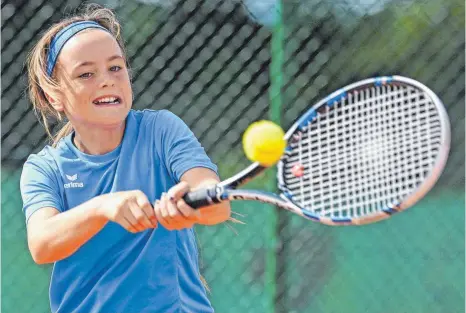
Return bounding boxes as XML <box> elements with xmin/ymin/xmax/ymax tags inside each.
<box><xmin>281</xmin><ymin>85</ymin><xmax>443</xmax><ymax>218</ymax></box>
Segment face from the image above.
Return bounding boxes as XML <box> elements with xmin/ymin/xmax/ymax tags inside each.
<box><xmin>50</xmin><ymin>29</ymin><xmax>132</xmax><ymax>128</ymax></box>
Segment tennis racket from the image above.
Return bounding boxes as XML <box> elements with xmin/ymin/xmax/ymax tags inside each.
<box><xmin>183</xmin><ymin>75</ymin><xmax>451</xmax><ymax>225</ymax></box>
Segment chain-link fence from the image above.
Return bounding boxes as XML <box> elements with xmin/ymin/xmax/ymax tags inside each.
<box><xmin>2</xmin><ymin>0</ymin><xmax>464</xmax><ymax>312</ymax></box>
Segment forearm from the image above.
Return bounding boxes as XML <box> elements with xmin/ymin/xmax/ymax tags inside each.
<box><xmin>29</xmin><ymin>197</ymin><xmax>108</xmax><ymax>264</ymax></box>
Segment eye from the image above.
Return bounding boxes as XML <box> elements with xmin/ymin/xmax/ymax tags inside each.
<box><xmin>79</xmin><ymin>72</ymin><xmax>92</xmax><ymax>79</ymax></box>
<box><xmin>110</xmin><ymin>65</ymin><xmax>122</xmax><ymax>72</ymax></box>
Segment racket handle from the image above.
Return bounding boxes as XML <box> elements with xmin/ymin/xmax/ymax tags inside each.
<box><xmin>183</xmin><ymin>185</ymin><xmax>221</xmax><ymax>209</ymax></box>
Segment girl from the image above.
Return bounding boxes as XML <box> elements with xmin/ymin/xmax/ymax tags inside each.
<box><xmin>20</xmin><ymin>4</ymin><xmax>230</xmax><ymax>313</ymax></box>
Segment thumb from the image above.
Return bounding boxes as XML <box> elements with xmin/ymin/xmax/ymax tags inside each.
<box><xmin>167</xmin><ymin>181</ymin><xmax>190</xmax><ymax>201</ymax></box>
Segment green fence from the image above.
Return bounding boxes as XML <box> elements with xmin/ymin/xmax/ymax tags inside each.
<box><xmin>2</xmin><ymin>1</ymin><xmax>464</xmax><ymax>312</ymax></box>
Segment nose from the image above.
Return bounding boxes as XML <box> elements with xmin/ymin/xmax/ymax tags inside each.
<box><xmin>100</xmin><ymin>71</ymin><xmax>115</xmax><ymax>88</ymax></box>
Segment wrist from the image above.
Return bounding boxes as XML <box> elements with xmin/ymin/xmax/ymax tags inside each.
<box><xmin>88</xmin><ymin>195</ymin><xmax>108</xmax><ymax>222</ymax></box>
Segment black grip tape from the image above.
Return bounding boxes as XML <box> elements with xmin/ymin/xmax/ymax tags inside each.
<box><xmin>183</xmin><ymin>185</ymin><xmax>220</xmax><ymax>209</ymax></box>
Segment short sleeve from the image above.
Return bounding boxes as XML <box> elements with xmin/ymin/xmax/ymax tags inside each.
<box><xmin>20</xmin><ymin>155</ymin><xmax>63</xmax><ymax>223</ymax></box>
<box><xmin>156</xmin><ymin>110</ymin><xmax>218</xmax><ymax>182</ymax></box>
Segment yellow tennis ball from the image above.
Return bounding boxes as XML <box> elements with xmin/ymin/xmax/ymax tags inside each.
<box><xmin>242</xmin><ymin>120</ymin><xmax>286</xmax><ymax>166</ymax></box>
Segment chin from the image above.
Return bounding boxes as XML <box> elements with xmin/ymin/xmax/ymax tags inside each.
<box><xmin>93</xmin><ymin>107</ymin><xmax>131</xmax><ymax>127</ymax></box>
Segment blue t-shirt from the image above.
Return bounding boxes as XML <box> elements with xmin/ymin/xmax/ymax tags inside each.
<box><xmin>20</xmin><ymin>110</ymin><xmax>217</xmax><ymax>313</ymax></box>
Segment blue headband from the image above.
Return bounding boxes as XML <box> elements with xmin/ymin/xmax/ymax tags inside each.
<box><xmin>46</xmin><ymin>21</ymin><xmax>110</xmax><ymax>76</ymax></box>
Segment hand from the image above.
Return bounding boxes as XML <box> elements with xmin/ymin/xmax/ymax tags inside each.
<box><xmin>96</xmin><ymin>190</ymin><xmax>157</xmax><ymax>233</ymax></box>
<box><xmin>154</xmin><ymin>182</ymin><xmax>200</xmax><ymax>231</ymax></box>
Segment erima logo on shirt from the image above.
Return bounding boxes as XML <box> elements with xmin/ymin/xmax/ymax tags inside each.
<box><xmin>64</xmin><ymin>174</ymin><xmax>84</xmax><ymax>188</ymax></box>
<box><xmin>66</xmin><ymin>174</ymin><xmax>77</xmax><ymax>181</ymax></box>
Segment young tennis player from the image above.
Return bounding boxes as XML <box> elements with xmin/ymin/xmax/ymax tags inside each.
<box><xmin>20</xmin><ymin>4</ymin><xmax>230</xmax><ymax>313</ymax></box>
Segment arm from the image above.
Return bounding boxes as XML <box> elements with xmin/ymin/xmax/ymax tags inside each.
<box><xmin>21</xmin><ymin>159</ymin><xmax>107</xmax><ymax>264</ymax></box>
<box><xmin>27</xmin><ymin>200</ymin><xmax>107</xmax><ymax>264</ymax></box>
<box><xmin>26</xmin><ymin>190</ymin><xmax>157</xmax><ymax>264</ymax></box>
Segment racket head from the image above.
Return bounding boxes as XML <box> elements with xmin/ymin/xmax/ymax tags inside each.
<box><xmin>277</xmin><ymin>75</ymin><xmax>451</xmax><ymax>225</ymax></box>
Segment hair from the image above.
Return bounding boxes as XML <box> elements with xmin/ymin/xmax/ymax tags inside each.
<box><xmin>26</xmin><ymin>3</ymin><xmax>129</xmax><ymax>147</ymax></box>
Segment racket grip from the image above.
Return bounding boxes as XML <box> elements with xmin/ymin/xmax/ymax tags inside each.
<box><xmin>183</xmin><ymin>185</ymin><xmax>221</xmax><ymax>209</ymax></box>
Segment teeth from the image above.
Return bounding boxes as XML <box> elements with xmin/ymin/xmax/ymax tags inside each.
<box><xmin>94</xmin><ymin>97</ymin><xmax>119</xmax><ymax>104</ymax></box>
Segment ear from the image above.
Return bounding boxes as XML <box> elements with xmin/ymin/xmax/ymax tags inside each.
<box><xmin>44</xmin><ymin>91</ymin><xmax>64</xmax><ymax>112</ymax></box>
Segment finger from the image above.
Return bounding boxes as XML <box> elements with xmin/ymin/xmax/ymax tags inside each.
<box><xmin>120</xmin><ymin>216</ymin><xmax>138</xmax><ymax>233</ymax></box>
<box><xmin>134</xmin><ymin>192</ymin><xmax>156</xmax><ymax>217</ymax></box>
<box><xmin>137</xmin><ymin>199</ymin><xmax>157</xmax><ymax>227</ymax></box>
<box><xmin>161</xmin><ymin>192</ymin><xmax>178</xmax><ymax>224</ymax></box>
<box><xmin>167</xmin><ymin>181</ymin><xmax>190</xmax><ymax>202</ymax></box>
<box><xmin>156</xmin><ymin>197</ymin><xmax>194</xmax><ymax>231</ymax></box>
<box><xmin>149</xmin><ymin>215</ymin><xmax>158</xmax><ymax>228</ymax></box>
<box><xmin>129</xmin><ymin>200</ymin><xmax>153</xmax><ymax>230</ymax></box>
<box><xmin>165</xmin><ymin>193</ymin><xmax>182</xmax><ymax>220</ymax></box>
<box><xmin>166</xmin><ymin>194</ymin><xmax>194</xmax><ymax>227</ymax></box>
<box><xmin>143</xmin><ymin>205</ymin><xmax>158</xmax><ymax>228</ymax></box>
<box><xmin>133</xmin><ymin>192</ymin><xmax>157</xmax><ymax>228</ymax></box>
<box><xmin>154</xmin><ymin>199</ymin><xmax>171</xmax><ymax>230</ymax></box>
<box><xmin>123</xmin><ymin>208</ymin><xmax>144</xmax><ymax>232</ymax></box>
<box><xmin>176</xmin><ymin>198</ymin><xmax>200</xmax><ymax>220</ymax></box>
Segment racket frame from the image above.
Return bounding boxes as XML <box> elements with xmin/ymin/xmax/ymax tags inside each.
<box><xmin>185</xmin><ymin>76</ymin><xmax>451</xmax><ymax>226</ymax></box>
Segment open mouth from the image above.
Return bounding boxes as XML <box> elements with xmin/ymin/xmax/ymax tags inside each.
<box><xmin>92</xmin><ymin>96</ymin><xmax>122</xmax><ymax>105</ymax></box>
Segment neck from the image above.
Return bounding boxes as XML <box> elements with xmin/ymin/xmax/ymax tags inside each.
<box><xmin>72</xmin><ymin>121</ymin><xmax>126</xmax><ymax>155</ymax></box>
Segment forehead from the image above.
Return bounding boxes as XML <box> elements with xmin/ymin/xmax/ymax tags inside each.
<box><xmin>57</xmin><ymin>29</ymin><xmax>122</xmax><ymax>67</ymax></box>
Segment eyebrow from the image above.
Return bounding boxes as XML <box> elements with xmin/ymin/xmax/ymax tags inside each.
<box><xmin>73</xmin><ymin>55</ymin><xmax>124</xmax><ymax>69</ymax></box>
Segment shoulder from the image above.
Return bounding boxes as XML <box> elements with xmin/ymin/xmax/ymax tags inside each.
<box><xmin>139</xmin><ymin>109</ymin><xmax>182</xmax><ymax>123</ymax></box>
<box><xmin>21</xmin><ymin>137</ymin><xmax>73</xmax><ymax>180</ymax></box>
<box><xmin>20</xmin><ymin>146</ymin><xmax>61</xmax><ymax>186</ymax></box>
<box><xmin>23</xmin><ymin>145</ymin><xmax>58</xmax><ymax>171</ymax></box>
<box><xmin>136</xmin><ymin>109</ymin><xmax>187</xmax><ymax>132</ymax></box>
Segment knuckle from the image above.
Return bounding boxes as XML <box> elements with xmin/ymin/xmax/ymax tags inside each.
<box><xmin>179</xmin><ymin>199</ymin><xmax>191</xmax><ymax>209</ymax></box>
<box><xmin>181</xmin><ymin>210</ymin><xmax>191</xmax><ymax>217</ymax></box>
<box><xmin>133</xmin><ymin>190</ymin><xmax>145</xmax><ymax>198</ymax></box>
<box><xmin>146</xmin><ymin>210</ymin><xmax>156</xmax><ymax>219</ymax></box>
<box><xmin>180</xmin><ymin>206</ymin><xmax>192</xmax><ymax>216</ymax></box>
<box><xmin>148</xmin><ymin>207</ymin><xmax>155</xmax><ymax>215</ymax></box>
